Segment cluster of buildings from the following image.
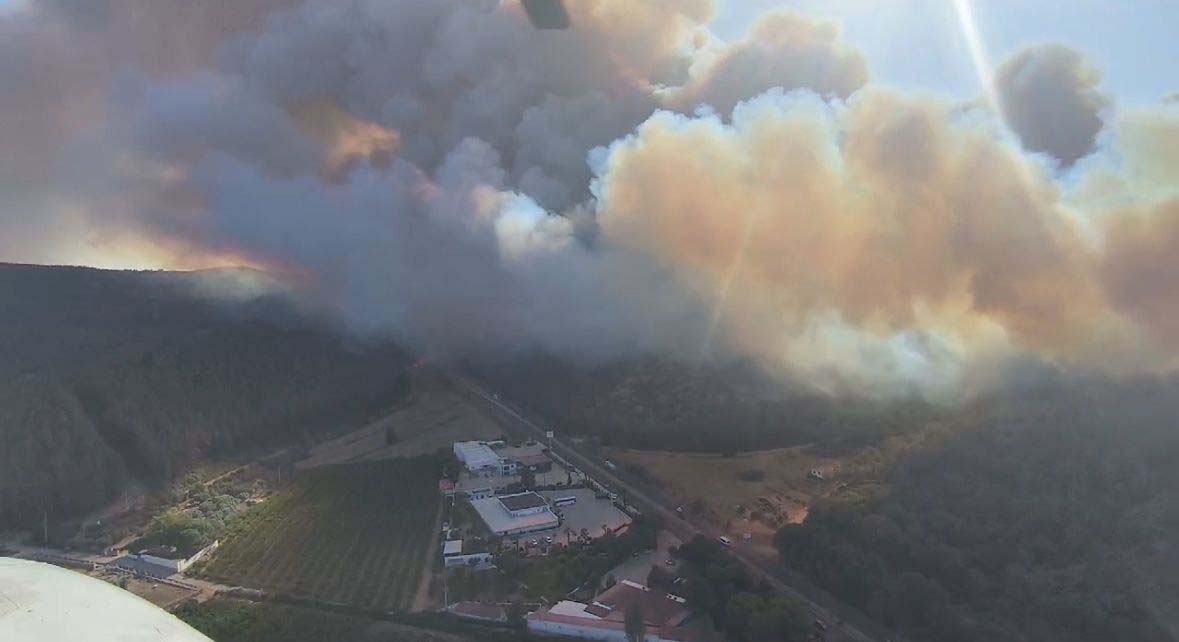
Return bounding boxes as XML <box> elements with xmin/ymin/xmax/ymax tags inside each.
<box><xmin>527</xmin><ymin>579</ymin><xmax>696</xmax><ymax>642</ymax></box>
<box><xmin>446</xmin><ymin>440</ymin><xmax>574</xmax><ymax>538</ymax></box>
<box><xmin>443</xmin><ymin>439</ymin><xmax>693</xmax><ymax>640</ymax></box>
<box><xmin>449</xmin><ymin>579</ymin><xmax>697</xmax><ymax>642</ymax></box>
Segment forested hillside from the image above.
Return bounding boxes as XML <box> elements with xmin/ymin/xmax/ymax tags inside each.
<box><xmin>0</xmin><ymin>263</ymin><xmax>410</xmax><ymax>524</ymax></box>
<box><xmin>775</xmin><ymin>376</ymin><xmax>1179</xmax><ymax>642</ymax></box>
<box><xmin>477</xmin><ymin>355</ymin><xmax>935</xmax><ymax>452</ymax></box>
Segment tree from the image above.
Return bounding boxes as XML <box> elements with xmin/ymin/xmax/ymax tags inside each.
<box><xmin>506</xmin><ymin>600</ymin><xmax>526</xmax><ymax>628</ymax></box>
<box><xmin>624</xmin><ymin>602</ymin><xmax>646</xmax><ymax>642</ymax></box>
<box><xmin>647</xmin><ymin>564</ymin><xmax>673</xmax><ymax>590</ymax></box>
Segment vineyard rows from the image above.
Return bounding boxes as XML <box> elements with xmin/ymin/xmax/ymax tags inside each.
<box><xmin>202</xmin><ymin>456</ymin><xmax>440</xmax><ymax>611</ymax></box>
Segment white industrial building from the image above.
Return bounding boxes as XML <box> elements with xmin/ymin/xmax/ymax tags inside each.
<box><xmin>442</xmin><ymin>539</ymin><xmax>495</xmax><ymax>568</ymax></box>
<box><xmin>115</xmin><ymin>540</ymin><xmax>220</xmax><ymax>578</ymax></box>
<box><xmin>454</xmin><ymin>441</ymin><xmax>518</xmax><ymax>477</ymax></box>
<box><xmin>469</xmin><ymin>491</ymin><xmax>559</xmax><ymax>536</ymax></box>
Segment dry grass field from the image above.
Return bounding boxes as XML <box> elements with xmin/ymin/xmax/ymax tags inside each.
<box><xmin>607</xmin><ymin>446</ymin><xmax>843</xmax><ymax>528</ymax></box>
<box><xmin>298</xmin><ymin>374</ymin><xmax>503</xmax><ymax>469</ymax></box>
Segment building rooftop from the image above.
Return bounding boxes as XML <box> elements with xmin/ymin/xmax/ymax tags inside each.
<box><xmin>454</xmin><ymin>441</ymin><xmax>503</xmax><ymax>470</ymax></box>
<box><xmin>443</xmin><ymin>540</ymin><xmax>463</xmax><ymax>556</ymax></box>
<box><xmin>134</xmin><ymin>541</ymin><xmax>207</xmax><ymax>561</ymax></box>
<box><xmin>470</xmin><ymin>497</ymin><xmax>559</xmax><ymax>535</ymax></box>
<box><xmin>498</xmin><ymin>491</ymin><xmax>549</xmax><ymax>512</ymax></box>
<box><xmin>113</xmin><ymin>556</ymin><xmax>177</xmax><ymax>579</ymax></box>
<box><xmin>586</xmin><ymin>580</ymin><xmax>693</xmax><ymax>627</ymax></box>
<box><xmin>548</xmin><ymin>600</ymin><xmax>601</xmax><ymax>619</ymax></box>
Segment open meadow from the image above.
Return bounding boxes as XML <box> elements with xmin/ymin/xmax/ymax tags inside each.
<box><xmin>200</xmin><ymin>457</ymin><xmax>441</xmax><ymax>611</ymax></box>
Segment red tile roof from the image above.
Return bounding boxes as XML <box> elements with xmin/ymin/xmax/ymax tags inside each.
<box><xmin>591</xmin><ymin>580</ymin><xmax>692</xmax><ymax>627</ymax></box>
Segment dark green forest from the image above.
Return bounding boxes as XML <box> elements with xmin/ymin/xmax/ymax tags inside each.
<box><xmin>476</xmin><ymin>355</ymin><xmax>935</xmax><ymax>453</ymax></box>
<box><xmin>775</xmin><ymin>376</ymin><xmax>1179</xmax><ymax>642</ymax></box>
<box><xmin>0</xmin><ymin>263</ymin><xmax>410</xmax><ymax>525</ymax></box>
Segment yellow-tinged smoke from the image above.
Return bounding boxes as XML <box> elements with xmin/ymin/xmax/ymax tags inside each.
<box><xmin>292</xmin><ymin>102</ymin><xmax>401</xmax><ymax>181</ymax></box>
<box><xmin>593</xmin><ymin>88</ymin><xmax>1177</xmax><ymax>393</ymax></box>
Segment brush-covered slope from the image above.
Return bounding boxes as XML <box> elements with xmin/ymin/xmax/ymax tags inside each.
<box><xmin>0</xmin><ymin>263</ymin><xmax>408</xmax><ymax>523</ymax></box>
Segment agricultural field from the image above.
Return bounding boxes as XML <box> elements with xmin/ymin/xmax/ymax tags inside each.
<box><xmin>176</xmin><ymin>598</ymin><xmax>479</xmax><ymax>642</ymax></box>
<box><xmin>200</xmin><ymin>456</ymin><xmax>442</xmax><ymax>611</ymax></box>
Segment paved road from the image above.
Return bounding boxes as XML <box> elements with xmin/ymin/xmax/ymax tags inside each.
<box><xmin>446</xmin><ymin>371</ymin><xmax>879</xmax><ymax>642</ymax></box>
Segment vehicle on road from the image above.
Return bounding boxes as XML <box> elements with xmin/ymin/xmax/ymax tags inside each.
<box><xmin>603</xmin><ymin>460</ymin><xmax>617</xmax><ymax>470</ymax></box>
<box><xmin>718</xmin><ymin>535</ymin><xmax>732</xmax><ymax>547</ymax></box>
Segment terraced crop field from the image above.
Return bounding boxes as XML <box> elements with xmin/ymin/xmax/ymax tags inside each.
<box><xmin>201</xmin><ymin>456</ymin><xmax>441</xmax><ymax>611</ymax></box>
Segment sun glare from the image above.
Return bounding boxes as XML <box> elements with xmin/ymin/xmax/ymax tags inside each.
<box><xmin>951</xmin><ymin>0</ymin><xmax>998</xmax><ymax>110</ymax></box>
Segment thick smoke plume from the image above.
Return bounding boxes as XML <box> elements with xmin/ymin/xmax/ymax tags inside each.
<box><xmin>994</xmin><ymin>43</ymin><xmax>1111</xmax><ymax>166</ymax></box>
<box><xmin>1</xmin><ymin>0</ymin><xmax>1177</xmax><ymax>399</ymax></box>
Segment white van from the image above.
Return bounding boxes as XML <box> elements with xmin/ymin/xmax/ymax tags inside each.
<box><xmin>718</xmin><ymin>536</ymin><xmax>732</xmax><ymax>547</ymax></box>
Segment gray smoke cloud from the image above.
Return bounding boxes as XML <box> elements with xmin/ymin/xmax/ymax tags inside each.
<box><xmin>2</xmin><ymin>0</ymin><xmax>1178</xmax><ymax>399</ymax></box>
<box><xmin>664</xmin><ymin>10</ymin><xmax>869</xmax><ymax>115</ymax></box>
<box><xmin>994</xmin><ymin>43</ymin><xmax>1111</xmax><ymax>166</ymax></box>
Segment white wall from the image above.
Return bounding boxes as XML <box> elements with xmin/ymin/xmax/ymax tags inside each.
<box><xmin>528</xmin><ymin>618</ymin><xmax>684</xmax><ymax>642</ymax></box>
<box><xmin>443</xmin><ymin>552</ymin><xmax>494</xmax><ymax>568</ymax></box>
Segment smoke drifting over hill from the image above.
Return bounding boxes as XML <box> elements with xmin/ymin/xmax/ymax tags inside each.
<box><xmin>1</xmin><ymin>0</ymin><xmax>1177</xmax><ymax>398</ymax></box>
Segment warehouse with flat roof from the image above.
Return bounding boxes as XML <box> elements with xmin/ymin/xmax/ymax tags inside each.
<box><xmin>454</xmin><ymin>440</ymin><xmax>517</xmax><ymax>476</ymax></box>
<box><xmin>470</xmin><ymin>492</ymin><xmax>559</xmax><ymax>536</ymax></box>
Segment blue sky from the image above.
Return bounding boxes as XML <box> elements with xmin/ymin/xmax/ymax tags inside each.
<box><xmin>712</xmin><ymin>0</ymin><xmax>1178</xmax><ymax>106</ymax></box>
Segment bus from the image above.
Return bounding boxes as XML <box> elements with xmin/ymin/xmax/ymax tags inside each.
<box><xmin>553</xmin><ymin>496</ymin><xmax>577</xmax><ymax>507</ymax></box>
